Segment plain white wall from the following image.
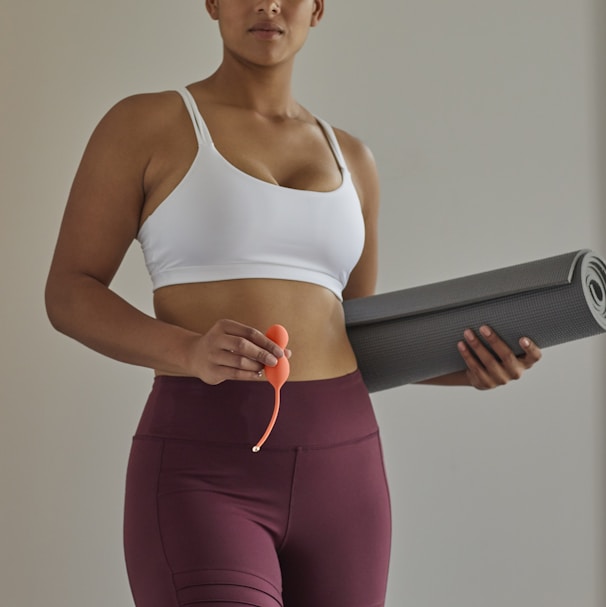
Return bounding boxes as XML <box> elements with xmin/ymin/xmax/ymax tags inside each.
<box><xmin>1</xmin><ymin>1</ymin><xmax>604</xmax><ymax>606</ymax></box>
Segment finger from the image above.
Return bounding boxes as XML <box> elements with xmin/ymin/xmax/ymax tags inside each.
<box><xmin>462</xmin><ymin>329</ymin><xmax>511</xmax><ymax>383</ymax></box>
<box><xmin>223</xmin><ymin>335</ymin><xmax>280</xmax><ymax>368</ymax></box>
<box><xmin>235</xmin><ymin>321</ymin><xmax>286</xmax><ymax>359</ymax></box>
<box><xmin>477</xmin><ymin>326</ymin><xmax>543</xmax><ymax>373</ymax></box>
<box><xmin>219</xmin><ymin>349</ymin><xmax>266</xmax><ymax>374</ymax></box>
<box><xmin>218</xmin><ymin>320</ymin><xmax>285</xmax><ymax>364</ymax></box>
<box><xmin>457</xmin><ymin>340</ymin><xmax>499</xmax><ymax>389</ymax></box>
<box><xmin>518</xmin><ymin>336</ymin><xmax>542</xmax><ymax>367</ymax></box>
<box><xmin>474</xmin><ymin>326</ymin><xmax>525</xmax><ymax>379</ymax></box>
<box><xmin>210</xmin><ymin>364</ymin><xmax>266</xmax><ymax>384</ymax></box>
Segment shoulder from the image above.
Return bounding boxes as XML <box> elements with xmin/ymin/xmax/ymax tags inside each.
<box><xmin>330</xmin><ymin>126</ymin><xmax>379</xmax><ymax>214</ymax></box>
<box><xmin>331</xmin><ymin>126</ymin><xmax>376</xmax><ymax>171</ymax></box>
<box><xmin>91</xmin><ymin>90</ymin><xmax>186</xmax><ymax>147</ymax></box>
<box><xmin>78</xmin><ymin>90</ymin><xmax>194</xmax><ymax>180</ymax></box>
<box><xmin>103</xmin><ymin>90</ymin><xmax>184</xmax><ymax>121</ymax></box>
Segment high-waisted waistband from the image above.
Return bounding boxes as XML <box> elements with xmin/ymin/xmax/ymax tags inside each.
<box><xmin>134</xmin><ymin>369</ymin><xmax>377</xmax><ymax>450</ymax></box>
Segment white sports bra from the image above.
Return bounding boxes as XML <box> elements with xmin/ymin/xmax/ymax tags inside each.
<box><xmin>137</xmin><ymin>88</ymin><xmax>365</xmax><ymax>301</ymax></box>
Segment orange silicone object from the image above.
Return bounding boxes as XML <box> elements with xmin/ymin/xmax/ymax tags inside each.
<box><xmin>252</xmin><ymin>324</ymin><xmax>290</xmax><ymax>453</ymax></box>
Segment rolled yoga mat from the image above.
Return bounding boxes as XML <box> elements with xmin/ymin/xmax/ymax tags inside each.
<box><xmin>344</xmin><ymin>249</ymin><xmax>606</xmax><ymax>393</ymax></box>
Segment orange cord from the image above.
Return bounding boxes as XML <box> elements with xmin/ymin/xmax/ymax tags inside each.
<box><xmin>252</xmin><ymin>324</ymin><xmax>290</xmax><ymax>453</ymax></box>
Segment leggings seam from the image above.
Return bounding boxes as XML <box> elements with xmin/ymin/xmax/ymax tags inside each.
<box><xmin>180</xmin><ymin>584</ymin><xmax>281</xmax><ymax>607</ymax></box>
<box><xmin>133</xmin><ymin>430</ymin><xmax>380</xmax><ymax>451</ymax></box>
<box><xmin>376</xmin><ymin>431</ymin><xmax>393</xmax><ymax>594</ymax></box>
<box><xmin>155</xmin><ymin>439</ymin><xmax>180</xmax><ymax>604</ymax></box>
<box><xmin>173</xmin><ymin>568</ymin><xmax>283</xmax><ymax>598</ymax></box>
<box><xmin>277</xmin><ymin>447</ymin><xmax>301</xmax><ymax>553</ymax></box>
<box><xmin>181</xmin><ymin>602</ymin><xmax>272</xmax><ymax>606</ymax></box>
<box><xmin>377</xmin><ymin>431</ymin><xmax>392</xmax><ymax>522</ymax></box>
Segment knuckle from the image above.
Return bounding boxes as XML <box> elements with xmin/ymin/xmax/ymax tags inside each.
<box><xmin>482</xmin><ymin>373</ymin><xmax>501</xmax><ymax>388</ymax></box>
<box><xmin>474</xmin><ymin>380</ymin><xmax>490</xmax><ymax>391</ymax></box>
<box><xmin>244</xmin><ymin>325</ymin><xmax>261</xmax><ymax>340</ymax></box>
<box><xmin>510</xmin><ymin>368</ymin><xmax>523</xmax><ymax>380</ymax></box>
<box><xmin>258</xmin><ymin>350</ymin><xmax>272</xmax><ymax>365</ymax></box>
<box><xmin>234</xmin><ymin>336</ymin><xmax>248</xmax><ymax>351</ymax></box>
<box><xmin>204</xmin><ymin>372</ymin><xmax>221</xmax><ymax>385</ymax></box>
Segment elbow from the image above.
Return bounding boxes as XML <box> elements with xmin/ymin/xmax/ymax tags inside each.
<box><xmin>44</xmin><ymin>285</ymin><xmax>62</xmax><ymax>333</ymax></box>
<box><xmin>44</xmin><ymin>275</ymin><xmax>72</xmax><ymax>335</ymax></box>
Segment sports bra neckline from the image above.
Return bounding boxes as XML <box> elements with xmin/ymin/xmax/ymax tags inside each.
<box><xmin>178</xmin><ymin>87</ymin><xmax>349</xmax><ymax>194</ymax></box>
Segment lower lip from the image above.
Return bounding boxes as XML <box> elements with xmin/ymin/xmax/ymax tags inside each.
<box><xmin>250</xmin><ymin>29</ymin><xmax>283</xmax><ymax>40</ymax></box>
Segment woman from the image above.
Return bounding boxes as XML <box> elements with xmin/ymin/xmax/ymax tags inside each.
<box><xmin>45</xmin><ymin>1</ymin><xmax>541</xmax><ymax>605</ymax></box>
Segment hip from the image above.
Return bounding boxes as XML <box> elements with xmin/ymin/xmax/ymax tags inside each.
<box><xmin>134</xmin><ymin>369</ymin><xmax>377</xmax><ymax>450</ymax></box>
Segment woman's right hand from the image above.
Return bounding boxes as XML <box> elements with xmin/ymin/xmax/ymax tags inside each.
<box><xmin>190</xmin><ymin>319</ymin><xmax>288</xmax><ymax>385</ymax></box>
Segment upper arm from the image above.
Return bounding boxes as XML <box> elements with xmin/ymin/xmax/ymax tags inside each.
<box><xmin>336</xmin><ymin>129</ymin><xmax>380</xmax><ymax>300</ymax></box>
<box><xmin>47</xmin><ymin>95</ymin><xmax>156</xmax><ymax>291</ymax></box>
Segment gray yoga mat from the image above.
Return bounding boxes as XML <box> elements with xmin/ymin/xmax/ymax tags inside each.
<box><xmin>344</xmin><ymin>249</ymin><xmax>606</xmax><ymax>393</ymax></box>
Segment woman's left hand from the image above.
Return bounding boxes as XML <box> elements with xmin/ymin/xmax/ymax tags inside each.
<box><xmin>457</xmin><ymin>325</ymin><xmax>542</xmax><ymax>390</ymax></box>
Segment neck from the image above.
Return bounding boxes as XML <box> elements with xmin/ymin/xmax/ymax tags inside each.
<box><xmin>206</xmin><ymin>54</ymin><xmax>300</xmax><ymax>119</ymax></box>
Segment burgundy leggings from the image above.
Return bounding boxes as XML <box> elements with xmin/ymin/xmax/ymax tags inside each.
<box><xmin>124</xmin><ymin>370</ymin><xmax>391</xmax><ymax>607</ymax></box>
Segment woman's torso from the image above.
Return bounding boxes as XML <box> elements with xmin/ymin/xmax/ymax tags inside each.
<box><xmin>139</xmin><ymin>83</ymin><xmax>363</xmax><ymax>380</ymax></box>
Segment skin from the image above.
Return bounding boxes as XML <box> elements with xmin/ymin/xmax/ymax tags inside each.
<box><xmin>45</xmin><ymin>0</ymin><xmax>541</xmax><ymax>388</ymax></box>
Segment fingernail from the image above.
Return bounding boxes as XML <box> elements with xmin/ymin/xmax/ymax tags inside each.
<box><xmin>267</xmin><ymin>355</ymin><xmax>278</xmax><ymax>366</ymax></box>
<box><xmin>480</xmin><ymin>326</ymin><xmax>492</xmax><ymax>337</ymax></box>
<box><xmin>464</xmin><ymin>329</ymin><xmax>474</xmax><ymax>341</ymax></box>
<box><xmin>520</xmin><ymin>338</ymin><xmax>530</xmax><ymax>348</ymax></box>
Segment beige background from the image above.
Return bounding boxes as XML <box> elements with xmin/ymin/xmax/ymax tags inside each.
<box><xmin>2</xmin><ymin>0</ymin><xmax>605</xmax><ymax>605</ymax></box>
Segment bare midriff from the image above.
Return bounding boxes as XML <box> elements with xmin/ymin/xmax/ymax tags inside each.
<box><xmin>152</xmin><ymin>278</ymin><xmax>358</xmax><ymax>381</ymax></box>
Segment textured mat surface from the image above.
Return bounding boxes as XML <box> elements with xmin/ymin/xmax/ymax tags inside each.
<box><xmin>344</xmin><ymin>250</ymin><xmax>606</xmax><ymax>392</ymax></box>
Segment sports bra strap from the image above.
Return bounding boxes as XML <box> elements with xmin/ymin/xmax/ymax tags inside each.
<box><xmin>177</xmin><ymin>88</ymin><xmax>213</xmax><ymax>146</ymax></box>
<box><xmin>315</xmin><ymin>117</ymin><xmax>347</xmax><ymax>171</ymax></box>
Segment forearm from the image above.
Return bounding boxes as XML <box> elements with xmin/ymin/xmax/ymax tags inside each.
<box><xmin>45</xmin><ymin>274</ymin><xmax>199</xmax><ymax>376</ymax></box>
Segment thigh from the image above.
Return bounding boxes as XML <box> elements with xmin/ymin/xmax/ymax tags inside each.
<box><xmin>124</xmin><ymin>437</ymin><xmax>290</xmax><ymax>607</ymax></box>
<box><xmin>280</xmin><ymin>433</ymin><xmax>392</xmax><ymax>607</ymax></box>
